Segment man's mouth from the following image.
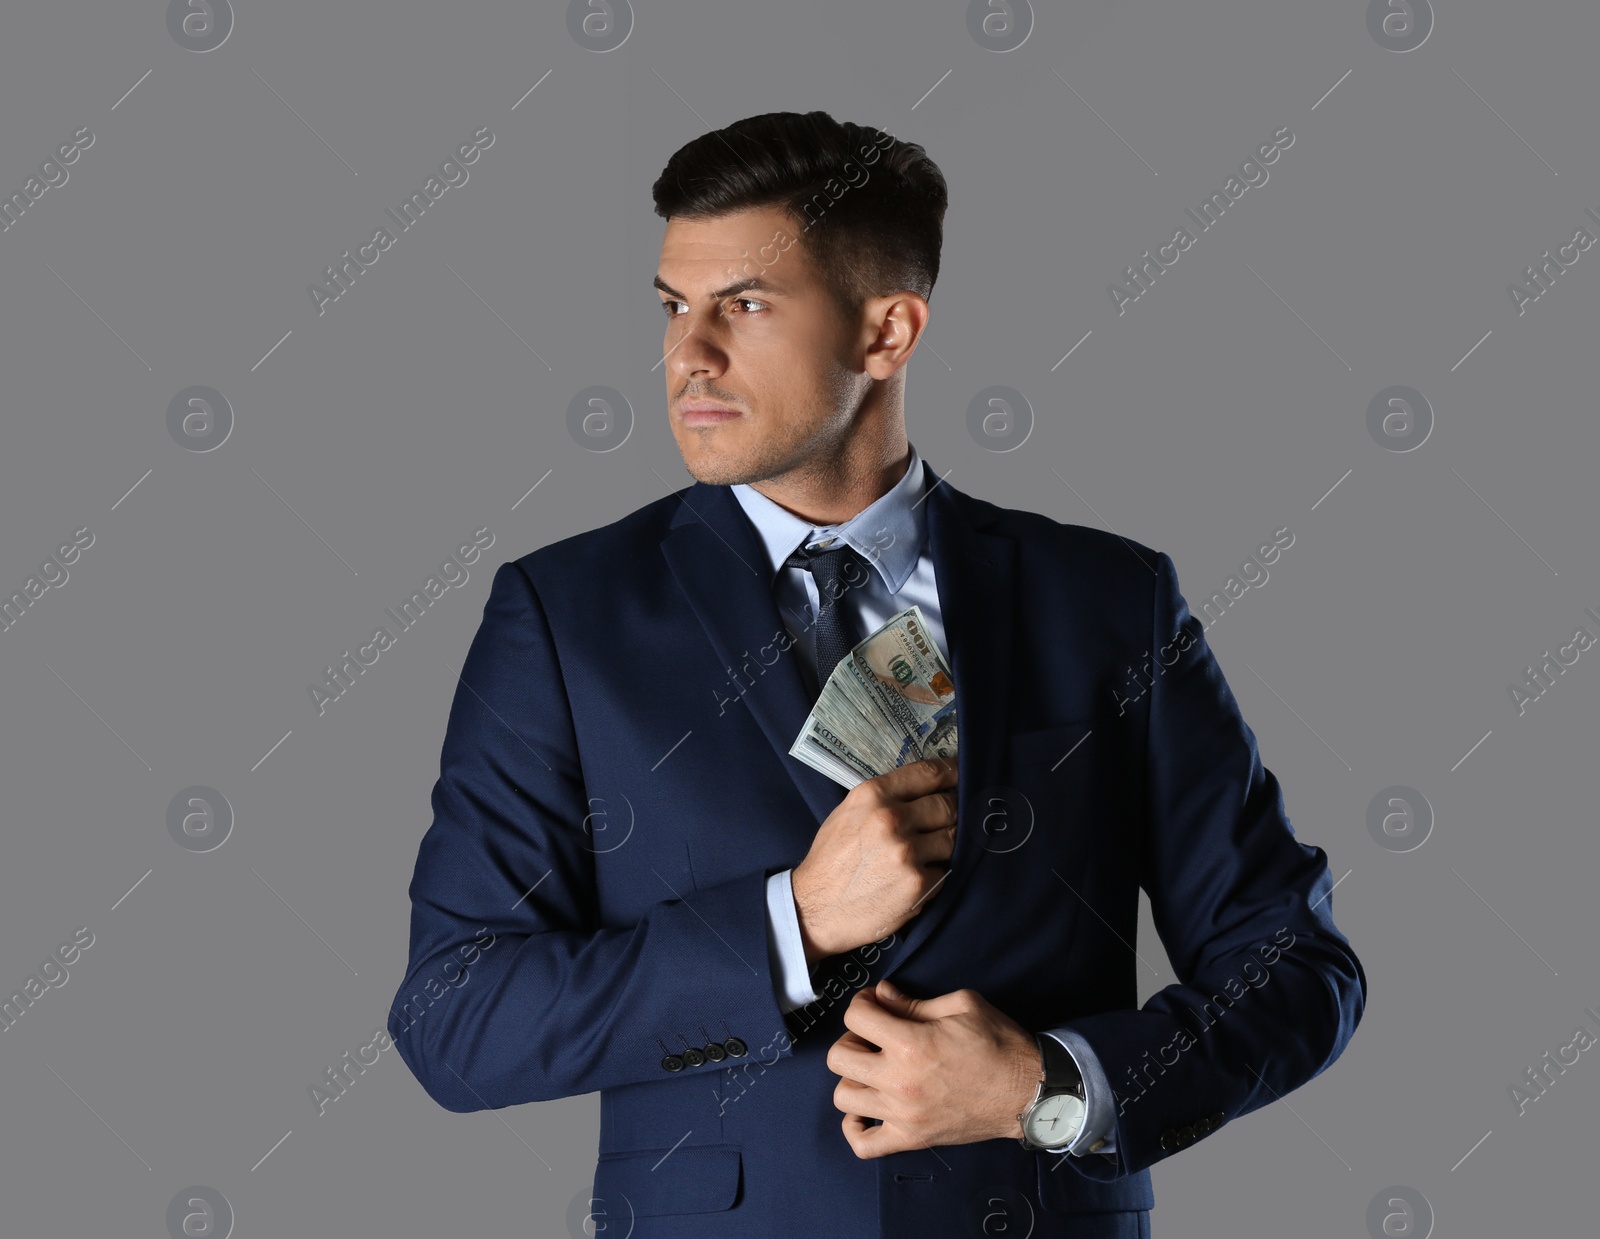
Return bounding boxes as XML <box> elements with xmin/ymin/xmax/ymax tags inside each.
<box><xmin>680</xmin><ymin>404</ymin><xmax>743</xmax><ymax>425</ymax></box>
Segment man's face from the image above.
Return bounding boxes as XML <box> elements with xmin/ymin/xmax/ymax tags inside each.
<box><xmin>656</xmin><ymin>205</ymin><xmax>866</xmax><ymax>486</ymax></box>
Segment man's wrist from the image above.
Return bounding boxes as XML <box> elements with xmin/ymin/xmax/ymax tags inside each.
<box><xmin>798</xmin><ymin>920</ymin><xmax>828</xmax><ymax>968</ymax></box>
<box><xmin>789</xmin><ymin>870</ymin><xmax>838</xmax><ymax>966</ymax></box>
<box><xmin>1006</xmin><ymin>1032</ymin><xmax>1045</xmax><ymax>1141</ymax></box>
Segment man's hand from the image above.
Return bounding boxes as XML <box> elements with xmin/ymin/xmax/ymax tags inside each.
<box><xmin>791</xmin><ymin>757</ymin><xmax>960</xmax><ymax>966</ymax></box>
<box><xmin>826</xmin><ymin>978</ymin><xmax>1042</xmax><ymax>1158</ymax></box>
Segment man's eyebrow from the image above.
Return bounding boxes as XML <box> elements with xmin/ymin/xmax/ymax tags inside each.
<box><xmin>653</xmin><ymin>274</ymin><xmax>788</xmax><ymax>301</ymax></box>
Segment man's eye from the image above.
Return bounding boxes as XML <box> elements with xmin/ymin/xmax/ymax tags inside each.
<box><xmin>659</xmin><ymin>298</ymin><xmax>767</xmax><ymax>318</ymax></box>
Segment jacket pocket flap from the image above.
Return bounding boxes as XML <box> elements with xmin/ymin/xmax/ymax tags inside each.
<box><xmin>592</xmin><ymin>1143</ymin><xmax>742</xmax><ymax>1218</ymax></box>
<box><xmin>1035</xmin><ymin>1154</ymin><xmax>1155</xmax><ymax>1213</ymax></box>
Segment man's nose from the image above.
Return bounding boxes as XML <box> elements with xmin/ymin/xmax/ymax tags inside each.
<box><xmin>667</xmin><ymin>323</ymin><xmax>728</xmax><ymax>379</ymax></box>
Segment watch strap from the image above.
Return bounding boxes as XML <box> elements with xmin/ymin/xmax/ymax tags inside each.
<box><xmin>1038</xmin><ymin>1031</ymin><xmax>1084</xmax><ymax>1095</ymax></box>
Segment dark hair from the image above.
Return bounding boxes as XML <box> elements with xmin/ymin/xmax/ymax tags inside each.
<box><xmin>651</xmin><ymin>110</ymin><xmax>948</xmax><ymax>316</ymax></box>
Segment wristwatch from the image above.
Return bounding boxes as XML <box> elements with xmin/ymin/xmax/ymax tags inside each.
<box><xmin>1017</xmin><ymin>1032</ymin><xmax>1087</xmax><ymax>1153</ymax></box>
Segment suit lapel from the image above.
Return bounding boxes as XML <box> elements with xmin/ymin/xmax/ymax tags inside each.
<box><xmin>660</xmin><ymin>481</ymin><xmax>849</xmax><ymax>827</ymax></box>
<box><xmin>889</xmin><ymin>461</ymin><xmax>1014</xmax><ymax>969</ymax></box>
<box><xmin>659</xmin><ymin>458</ymin><xmax>1016</xmax><ymax>972</ymax></box>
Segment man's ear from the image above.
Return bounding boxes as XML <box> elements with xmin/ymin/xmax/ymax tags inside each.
<box><xmin>861</xmin><ymin>292</ymin><xmax>928</xmax><ymax>380</ymax></box>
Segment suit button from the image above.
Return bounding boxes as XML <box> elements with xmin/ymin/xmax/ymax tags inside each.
<box><xmin>661</xmin><ymin>1054</ymin><xmax>684</xmax><ymax>1072</ymax></box>
<box><xmin>702</xmin><ymin>1041</ymin><xmax>727</xmax><ymax>1063</ymax></box>
<box><xmin>724</xmin><ymin>1037</ymin><xmax>748</xmax><ymax>1058</ymax></box>
<box><xmin>1178</xmin><ymin>1126</ymin><xmax>1194</xmax><ymax>1145</ymax></box>
<box><xmin>681</xmin><ymin>1047</ymin><xmax>706</xmax><ymax>1067</ymax></box>
<box><xmin>1159</xmin><ymin>1131</ymin><xmax>1176</xmax><ymax>1150</ymax></box>
<box><xmin>1209</xmin><ymin>1110</ymin><xmax>1225</xmax><ymax>1125</ymax></box>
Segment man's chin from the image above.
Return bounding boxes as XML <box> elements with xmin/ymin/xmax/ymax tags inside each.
<box><xmin>677</xmin><ymin>446</ymin><xmax>764</xmax><ymax>488</ymax></box>
<box><xmin>681</xmin><ymin>458</ymin><xmax>749</xmax><ymax>487</ymax></box>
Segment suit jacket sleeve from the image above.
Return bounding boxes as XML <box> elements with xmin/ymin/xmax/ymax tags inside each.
<box><xmin>1055</xmin><ymin>550</ymin><xmax>1366</xmax><ymax>1180</ymax></box>
<box><xmin>387</xmin><ymin>560</ymin><xmax>798</xmax><ymax>1112</ymax></box>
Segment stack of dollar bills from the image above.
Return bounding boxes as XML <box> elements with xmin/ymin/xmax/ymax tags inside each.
<box><xmin>788</xmin><ymin>604</ymin><xmax>958</xmax><ymax>789</ymax></box>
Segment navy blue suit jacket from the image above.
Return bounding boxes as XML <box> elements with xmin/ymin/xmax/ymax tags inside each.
<box><xmin>388</xmin><ymin>458</ymin><xmax>1366</xmax><ymax>1237</ymax></box>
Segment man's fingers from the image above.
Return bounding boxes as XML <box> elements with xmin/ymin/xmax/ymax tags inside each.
<box><xmin>886</xmin><ymin>986</ymin><xmax>981</xmax><ymax>1021</ymax></box>
<box><xmin>833</xmin><ymin>1029</ymin><xmax>879</xmax><ymax>1054</ymax></box>
<box><xmin>876</xmin><ymin>755</ymin><xmax>958</xmax><ymax>801</ymax></box>
<box><xmin>841</xmin><ymin>1112</ymin><xmax>887</xmax><ymax>1158</ymax></box>
<box><xmin>826</xmin><ymin>1030</ymin><xmax>882</xmax><ymax>1082</ymax></box>
<box><xmin>843</xmin><ymin>986</ymin><xmax>917</xmax><ymax>1044</ymax></box>
<box><xmin>900</xmin><ymin>786</ymin><xmax>959</xmax><ymax>835</ymax></box>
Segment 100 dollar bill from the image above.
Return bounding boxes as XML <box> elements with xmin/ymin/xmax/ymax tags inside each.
<box><xmin>788</xmin><ymin>604</ymin><xmax>957</xmax><ymax>789</ymax></box>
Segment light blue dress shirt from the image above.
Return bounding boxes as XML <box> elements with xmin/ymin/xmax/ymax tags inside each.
<box><xmin>729</xmin><ymin>442</ymin><xmax>1118</xmax><ymax>1158</ymax></box>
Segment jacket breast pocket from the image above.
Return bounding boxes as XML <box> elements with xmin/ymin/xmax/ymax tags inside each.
<box><xmin>960</xmin><ymin>717</ymin><xmax>1100</xmax><ymax>864</ymax></box>
<box><xmin>1004</xmin><ymin>720</ymin><xmax>1098</xmax><ymax>775</ymax></box>
<box><xmin>590</xmin><ymin>1143</ymin><xmax>742</xmax><ymax>1219</ymax></box>
<box><xmin>1000</xmin><ymin>719</ymin><xmax>1103</xmax><ymax>823</ymax></box>
<box><xmin>983</xmin><ymin>718</ymin><xmax>1114</xmax><ymax>865</ymax></box>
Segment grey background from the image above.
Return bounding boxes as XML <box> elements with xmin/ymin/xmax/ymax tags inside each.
<box><xmin>1</xmin><ymin>1</ymin><xmax>1593</xmax><ymax>1235</ymax></box>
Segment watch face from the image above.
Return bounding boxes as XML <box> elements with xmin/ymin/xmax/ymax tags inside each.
<box><xmin>1024</xmin><ymin>1091</ymin><xmax>1086</xmax><ymax>1148</ymax></box>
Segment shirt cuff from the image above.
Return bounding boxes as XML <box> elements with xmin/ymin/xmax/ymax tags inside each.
<box><xmin>1041</xmin><ymin>1027</ymin><xmax>1119</xmax><ymax>1156</ymax></box>
<box><xmin>765</xmin><ymin>868</ymin><xmax>820</xmax><ymax>1013</ymax></box>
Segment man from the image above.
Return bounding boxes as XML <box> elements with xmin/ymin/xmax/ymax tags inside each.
<box><xmin>388</xmin><ymin>111</ymin><xmax>1365</xmax><ymax>1238</ymax></box>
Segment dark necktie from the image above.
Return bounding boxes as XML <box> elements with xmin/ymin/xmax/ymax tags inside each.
<box><xmin>783</xmin><ymin>539</ymin><xmax>870</xmax><ymax>692</ymax></box>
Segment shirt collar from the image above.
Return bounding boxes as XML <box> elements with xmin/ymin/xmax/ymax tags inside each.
<box><xmin>730</xmin><ymin>442</ymin><xmax>927</xmax><ymax>594</ymax></box>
